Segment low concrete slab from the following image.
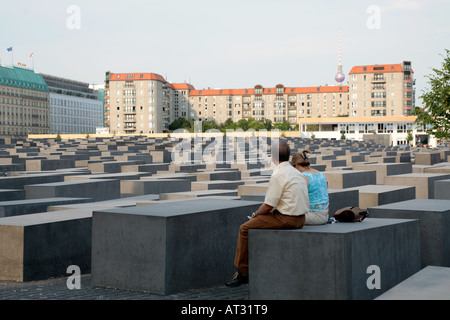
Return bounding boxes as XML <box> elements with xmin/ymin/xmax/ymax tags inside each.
<box><xmin>376</xmin><ymin>266</ymin><xmax>450</xmax><ymax>300</ymax></box>
<box><xmin>368</xmin><ymin>199</ymin><xmax>450</xmax><ymax>267</ymax></box>
<box><xmin>24</xmin><ymin>179</ymin><xmax>120</xmax><ymax>202</ymax></box>
<box><xmin>0</xmin><ymin>197</ymin><xmax>91</xmax><ymax>217</ymax></box>
<box><xmin>346</xmin><ymin>185</ymin><xmax>416</xmax><ymax>209</ymax></box>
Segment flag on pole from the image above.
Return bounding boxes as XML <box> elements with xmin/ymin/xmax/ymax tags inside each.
<box><xmin>7</xmin><ymin>47</ymin><xmax>12</xmax><ymax>52</ymax></box>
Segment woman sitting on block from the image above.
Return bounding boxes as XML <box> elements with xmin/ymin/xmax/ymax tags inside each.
<box><xmin>291</xmin><ymin>150</ymin><xmax>329</xmax><ymax>225</ymax></box>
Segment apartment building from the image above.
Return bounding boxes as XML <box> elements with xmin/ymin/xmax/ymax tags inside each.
<box><xmin>42</xmin><ymin>74</ymin><xmax>104</xmax><ymax>134</ymax></box>
<box><xmin>348</xmin><ymin>61</ymin><xmax>414</xmax><ymax>117</ymax></box>
<box><xmin>104</xmin><ymin>71</ymin><xmax>194</xmax><ymax>134</ymax></box>
<box><xmin>0</xmin><ymin>66</ymin><xmax>50</xmax><ymax>136</ymax></box>
<box><xmin>189</xmin><ymin>84</ymin><xmax>349</xmax><ymax>126</ymax></box>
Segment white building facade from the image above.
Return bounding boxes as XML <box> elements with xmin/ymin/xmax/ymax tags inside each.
<box><xmin>42</xmin><ymin>74</ymin><xmax>104</xmax><ymax>134</ymax></box>
<box><xmin>299</xmin><ymin>116</ymin><xmax>436</xmax><ymax>147</ymax></box>
<box><xmin>49</xmin><ymin>93</ymin><xmax>103</xmax><ymax>134</ymax></box>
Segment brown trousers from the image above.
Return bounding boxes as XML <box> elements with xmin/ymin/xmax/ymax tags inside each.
<box><xmin>234</xmin><ymin>211</ymin><xmax>306</xmax><ymax>274</ymax></box>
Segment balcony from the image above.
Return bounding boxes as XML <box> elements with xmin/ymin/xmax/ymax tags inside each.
<box><xmin>123</xmin><ymin>107</ymin><xmax>136</xmax><ymax>114</ymax></box>
<box><xmin>371</xmin><ymin>76</ymin><xmax>386</xmax><ymax>83</ymax></box>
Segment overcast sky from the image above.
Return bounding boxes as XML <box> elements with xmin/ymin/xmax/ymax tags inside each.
<box><xmin>1</xmin><ymin>0</ymin><xmax>449</xmax><ymax>102</ymax></box>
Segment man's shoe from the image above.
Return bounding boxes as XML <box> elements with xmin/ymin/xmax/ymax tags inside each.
<box><xmin>225</xmin><ymin>271</ymin><xmax>248</xmax><ymax>287</ymax></box>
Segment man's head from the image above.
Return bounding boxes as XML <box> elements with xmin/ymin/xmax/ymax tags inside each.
<box><xmin>271</xmin><ymin>140</ymin><xmax>290</xmax><ymax>164</ymax></box>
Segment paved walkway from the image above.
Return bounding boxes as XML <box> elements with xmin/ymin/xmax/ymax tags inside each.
<box><xmin>0</xmin><ymin>274</ymin><xmax>248</xmax><ymax>300</ymax></box>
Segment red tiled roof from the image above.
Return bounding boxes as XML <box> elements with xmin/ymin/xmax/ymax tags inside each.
<box><xmin>189</xmin><ymin>88</ymin><xmax>250</xmax><ymax>96</ymax></box>
<box><xmin>349</xmin><ymin>64</ymin><xmax>403</xmax><ymax>74</ymax></box>
<box><xmin>109</xmin><ymin>72</ymin><xmax>167</xmax><ymax>83</ymax></box>
<box><xmin>172</xmin><ymin>83</ymin><xmax>196</xmax><ymax>90</ymax></box>
<box><xmin>285</xmin><ymin>86</ymin><xmax>349</xmax><ymax>93</ymax></box>
<box><xmin>189</xmin><ymin>86</ymin><xmax>348</xmax><ymax>96</ymax></box>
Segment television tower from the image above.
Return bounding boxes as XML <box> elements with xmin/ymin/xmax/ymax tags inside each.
<box><xmin>335</xmin><ymin>30</ymin><xmax>345</xmax><ymax>84</ymax></box>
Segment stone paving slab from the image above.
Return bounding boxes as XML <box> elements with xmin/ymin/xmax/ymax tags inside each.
<box><xmin>0</xmin><ymin>274</ymin><xmax>248</xmax><ymax>300</ymax></box>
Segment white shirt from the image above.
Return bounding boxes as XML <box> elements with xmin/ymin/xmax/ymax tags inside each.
<box><xmin>264</xmin><ymin>161</ymin><xmax>310</xmax><ymax>216</ymax></box>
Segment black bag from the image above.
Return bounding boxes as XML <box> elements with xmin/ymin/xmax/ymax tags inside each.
<box><xmin>333</xmin><ymin>206</ymin><xmax>369</xmax><ymax>222</ymax></box>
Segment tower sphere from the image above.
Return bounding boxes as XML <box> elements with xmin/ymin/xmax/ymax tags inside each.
<box><xmin>335</xmin><ymin>72</ymin><xmax>345</xmax><ymax>83</ymax></box>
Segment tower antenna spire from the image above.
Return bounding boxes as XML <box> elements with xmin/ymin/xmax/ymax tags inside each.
<box><xmin>335</xmin><ymin>29</ymin><xmax>345</xmax><ymax>84</ymax></box>
<box><xmin>338</xmin><ymin>29</ymin><xmax>342</xmax><ymax>66</ymax></box>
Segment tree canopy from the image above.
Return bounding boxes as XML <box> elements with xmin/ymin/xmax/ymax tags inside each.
<box><xmin>168</xmin><ymin>117</ymin><xmax>294</xmax><ymax>133</ymax></box>
<box><xmin>413</xmin><ymin>49</ymin><xmax>450</xmax><ymax>139</ymax></box>
<box><xmin>168</xmin><ymin>117</ymin><xmax>191</xmax><ymax>131</ymax></box>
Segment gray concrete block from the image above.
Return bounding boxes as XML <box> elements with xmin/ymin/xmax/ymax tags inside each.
<box><xmin>352</xmin><ymin>163</ymin><xmax>412</xmax><ymax>184</ymax></box>
<box><xmin>0</xmin><ymin>189</ymin><xmax>25</xmax><ymax>201</ymax></box>
<box><xmin>249</xmin><ymin>218</ymin><xmax>421</xmax><ymax>300</ymax></box>
<box><xmin>415</xmin><ymin>152</ymin><xmax>441</xmax><ymax>165</ymax></box>
<box><xmin>191</xmin><ymin>170</ymin><xmax>241</xmax><ymax>181</ymax></box>
<box><xmin>240</xmin><ymin>193</ymin><xmax>265</xmax><ymax>201</ymax></box>
<box><xmin>159</xmin><ymin>189</ymin><xmax>238</xmax><ymax>200</ymax></box>
<box><xmin>328</xmin><ymin>188</ymin><xmax>359</xmax><ymax>216</ymax></box>
<box><xmin>424</xmin><ymin>165</ymin><xmax>450</xmax><ymax>174</ymax></box>
<box><xmin>149</xmin><ymin>150</ymin><xmax>171</xmax><ymax>163</ymax></box>
<box><xmin>0</xmin><ymin>164</ymin><xmax>25</xmax><ymax>173</ymax></box>
<box><xmin>64</xmin><ymin>172</ymin><xmax>149</xmax><ymax>182</ymax></box>
<box><xmin>167</xmin><ymin>164</ymin><xmax>206</xmax><ymax>173</ymax></box>
<box><xmin>25</xmin><ymin>159</ymin><xmax>75</xmax><ymax>171</ymax></box>
<box><xmin>237</xmin><ymin>183</ymin><xmax>269</xmax><ymax>196</ymax></box>
<box><xmin>120</xmin><ymin>163</ymin><xmax>169</xmax><ymax>174</ymax></box>
<box><xmin>91</xmin><ymin>198</ymin><xmax>262</xmax><ymax>295</ymax></box>
<box><xmin>0</xmin><ymin>197</ymin><xmax>91</xmax><ymax>217</ymax></box>
<box><xmin>24</xmin><ymin>179</ymin><xmax>120</xmax><ymax>202</ymax></box>
<box><xmin>384</xmin><ymin>173</ymin><xmax>450</xmax><ymax>199</ymax></box>
<box><xmin>368</xmin><ymin>199</ymin><xmax>450</xmax><ymax>267</ymax></box>
<box><xmin>0</xmin><ymin>209</ymin><xmax>92</xmax><ymax>281</ymax></box>
<box><xmin>323</xmin><ymin>170</ymin><xmax>377</xmax><ymax>189</ymax></box>
<box><xmin>120</xmin><ymin>179</ymin><xmax>191</xmax><ymax>196</ymax></box>
<box><xmin>88</xmin><ymin>161</ymin><xmax>145</xmax><ymax>173</ymax></box>
<box><xmin>345</xmin><ymin>185</ymin><xmax>416</xmax><ymax>209</ymax></box>
<box><xmin>376</xmin><ymin>266</ymin><xmax>450</xmax><ymax>300</ymax></box>
<box><xmin>113</xmin><ymin>154</ymin><xmax>153</xmax><ymax>164</ymax></box>
<box><xmin>141</xmin><ymin>173</ymin><xmax>197</xmax><ymax>182</ymax></box>
<box><xmin>191</xmin><ymin>180</ymin><xmax>245</xmax><ymax>191</ymax></box>
<box><xmin>0</xmin><ymin>173</ymin><xmax>72</xmax><ymax>190</ymax></box>
<box><xmin>435</xmin><ymin>179</ymin><xmax>450</xmax><ymax>199</ymax></box>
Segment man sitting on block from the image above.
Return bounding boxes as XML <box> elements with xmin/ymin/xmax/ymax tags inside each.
<box><xmin>225</xmin><ymin>140</ymin><xmax>310</xmax><ymax>287</ymax></box>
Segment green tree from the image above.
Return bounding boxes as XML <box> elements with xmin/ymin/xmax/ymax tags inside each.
<box><xmin>220</xmin><ymin>118</ymin><xmax>236</xmax><ymax>131</ymax></box>
<box><xmin>273</xmin><ymin>121</ymin><xmax>292</xmax><ymax>131</ymax></box>
<box><xmin>202</xmin><ymin>119</ymin><xmax>220</xmax><ymax>132</ymax></box>
<box><xmin>236</xmin><ymin>118</ymin><xmax>250</xmax><ymax>131</ymax></box>
<box><xmin>248</xmin><ymin>118</ymin><xmax>266</xmax><ymax>131</ymax></box>
<box><xmin>406</xmin><ymin>130</ymin><xmax>413</xmax><ymax>145</ymax></box>
<box><xmin>413</xmin><ymin>49</ymin><xmax>450</xmax><ymax>139</ymax></box>
<box><xmin>263</xmin><ymin>119</ymin><xmax>273</xmax><ymax>130</ymax></box>
<box><xmin>168</xmin><ymin>117</ymin><xmax>191</xmax><ymax>131</ymax></box>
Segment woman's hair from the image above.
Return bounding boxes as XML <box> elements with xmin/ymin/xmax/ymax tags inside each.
<box><xmin>291</xmin><ymin>149</ymin><xmax>311</xmax><ymax>167</ymax></box>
